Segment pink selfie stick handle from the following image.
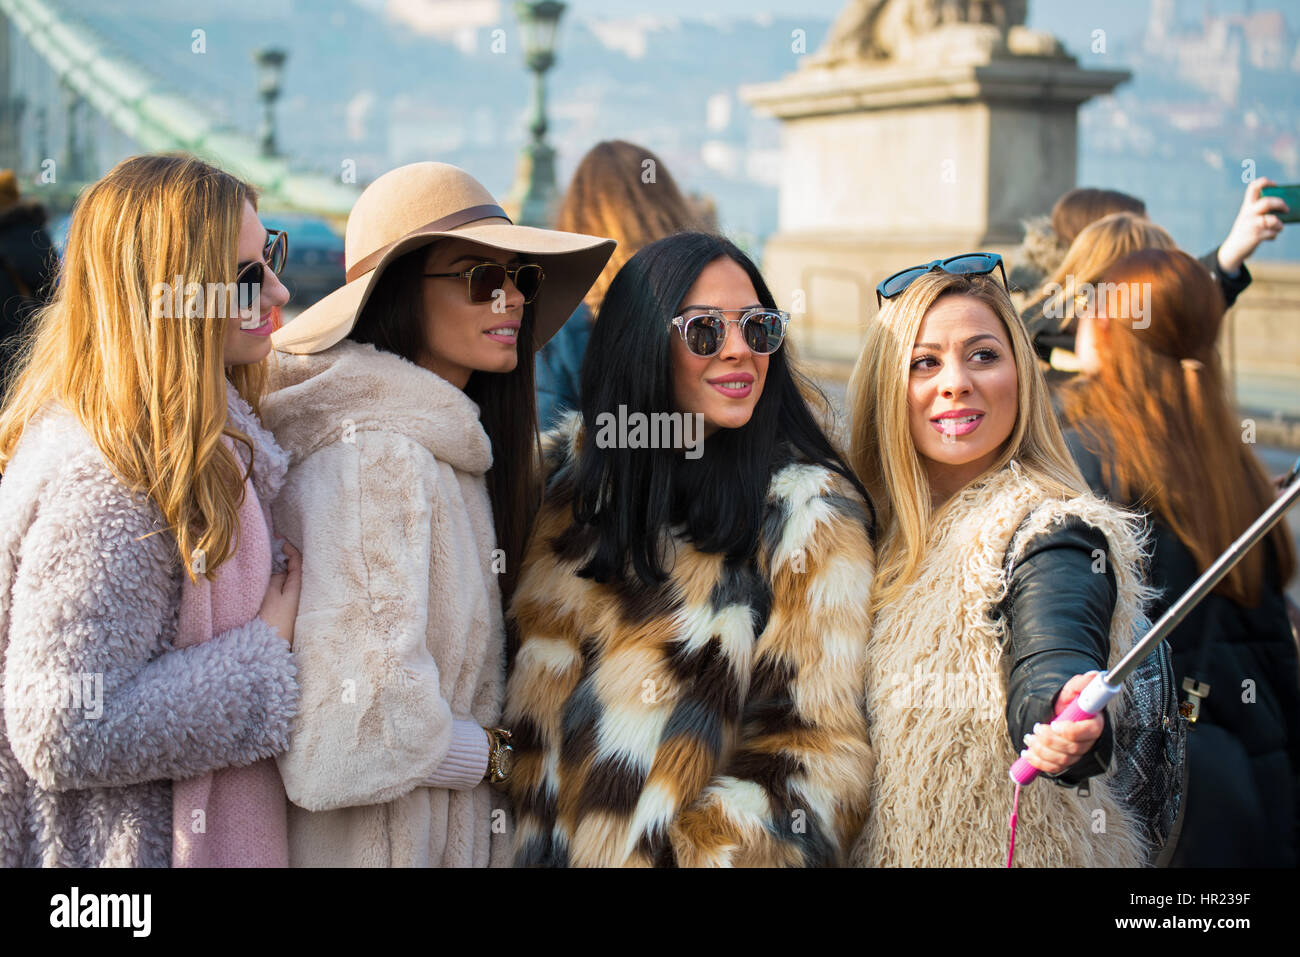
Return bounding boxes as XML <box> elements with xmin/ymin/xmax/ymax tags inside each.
<box><xmin>1008</xmin><ymin>672</ymin><xmax>1121</xmax><ymax>785</ymax></box>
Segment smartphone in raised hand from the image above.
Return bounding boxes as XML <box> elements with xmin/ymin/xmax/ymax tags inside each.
<box><xmin>1261</xmin><ymin>184</ymin><xmax>1300</xmax><ymax>223</ymax></box>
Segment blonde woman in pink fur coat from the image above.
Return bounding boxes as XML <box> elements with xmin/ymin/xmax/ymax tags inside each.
<box><xmin>0</xmin><ymin>155</ymin><xmax>301</xmax><ymax>868</ymax></box>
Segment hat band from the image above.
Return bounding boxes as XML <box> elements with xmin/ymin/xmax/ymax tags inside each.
<box><xmin>345</xmin><ymin>203</ymin><xmax>512</xmax><ymax>282</ymax></box>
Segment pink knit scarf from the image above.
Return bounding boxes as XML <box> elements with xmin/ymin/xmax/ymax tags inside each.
<box><xmin>171</xmin><ymin>441</ymin><xmax>289</xmax><ymax>867</ymax></box>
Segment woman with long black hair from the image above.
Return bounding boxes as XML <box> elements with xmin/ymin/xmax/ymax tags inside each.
<box><xmin>261</xmin><ymin>162</ymin><xmax>613</xmax><ymax>867</ymax></box>
<box><xmin>505</xmin><ymin>232</ymin><xmax>876</xmax><ymax>867</ymax></box>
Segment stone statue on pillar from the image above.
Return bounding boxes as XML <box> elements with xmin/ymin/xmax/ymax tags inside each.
<box><xmin>808</xmin><ymin>0</ymin><xmax>1063</xmax><ymax>67</ymax></box>
<box><xmin>741</xmin><ymin>0</ymin><xmax>1128</xmax><ymax>364</ymax></box>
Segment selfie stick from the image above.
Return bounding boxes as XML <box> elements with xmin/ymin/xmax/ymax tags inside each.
<box><xmin>1009</xmin><ymin>455</ymin><xmax>1300</xmax><ymax>785</ymax></box>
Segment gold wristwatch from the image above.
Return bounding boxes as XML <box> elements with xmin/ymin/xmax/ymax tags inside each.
<box><xmin>484</xmin><ymin>727</ymin><xmax>514</xmax><ymax>789</ymax></box>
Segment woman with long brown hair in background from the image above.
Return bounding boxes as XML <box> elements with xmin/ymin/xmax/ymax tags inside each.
<box><xmin>0</xmin><ymin>153</ymin><xmax>301</xmax><ymax>867</ymax></box>
<box><xmin>536</xmin><ymin>140</ymin><xmax>709</xmax><ymax>428</ymax></box>
<box><xmin>1062</xmin><ymin>246</ymin><xmax>1299</xmax><ymax>866</ymax></box>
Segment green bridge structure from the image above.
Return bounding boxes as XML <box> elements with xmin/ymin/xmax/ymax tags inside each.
<box><xmin>0</xmin><ymin>0</ymin><xmax>359</xmax><ymax>219</ymax></box>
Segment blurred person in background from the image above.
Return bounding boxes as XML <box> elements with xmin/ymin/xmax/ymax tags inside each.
<box><xmin>537</xmin><ymin>140</ymin><xmax>709</xmax><ymax>430</ymax></box>
<box><xmin>1015</xmin><ymin>178</ymin><xmax>1286</xmax><ymax>371</ymax></box>
<box><xmin>1023</xmin><ymin>212</ymin><xmax>1176</xmax><ymax>387</ymax></box>
<box><xmin>1061</xmin><ymin>247</ymin><xmax>1299</xmax><ymax>867</ymax></box>
<box><xmin>0</xmin><ymin>170</ymin><xmax>57</xmax><ymax>386</ymax></box>
<box><xmin>1009</xmin><ymin>187</ymin><xmax>1145</xmax><ymax>294</ymax></box>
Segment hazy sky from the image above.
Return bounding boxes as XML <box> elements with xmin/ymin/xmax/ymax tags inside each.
<box><xmin>549</xmin><ymin>0</ymin><xmax>1281</xmax><ymax>28</ymax></box>
<box><xmin>108</xmin><ymin>0</ymin><xmax>1298</xmax><ymax>33</ymax></box>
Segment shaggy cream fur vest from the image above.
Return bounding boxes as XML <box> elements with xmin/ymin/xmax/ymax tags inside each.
<box><xmin>853</xmin><ymin>464</ymin><xmax>1151</xmax><ymax>868</ymax></box>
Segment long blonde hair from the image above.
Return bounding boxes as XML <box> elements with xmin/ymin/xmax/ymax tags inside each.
<box><xmin>554</xmin><ymin>140</ymin><xmax>707</xmax><ymax>315</ymax></box>
<box><xmin>849</xmin><ymin>270</ymin><xmax>1088</xmax><ymax>614</ymax></box>
<box><xmin>1034</xmin><ymin>212</ymin><xmax>1175</xmax><ymax>330</ymax></box>
<box><xmin>0</xmin><ymin>153</ymin><xmax>265</xmax><ymax>580</ymax></box>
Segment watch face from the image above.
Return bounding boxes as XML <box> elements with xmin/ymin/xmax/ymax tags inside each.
<box><xmin>497</xmin><ymin>745</ymin><xmax>514</xmax><ymax>779</ymax></box>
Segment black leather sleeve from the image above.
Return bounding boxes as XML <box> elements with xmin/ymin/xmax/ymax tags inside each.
<box><xmin>1199</xmin><ymin>247</ymin><xmax>1251</xmax><ymax>309</ymax></box>
<box><xmin>1000</xmin><ymin>518</ymin><xmax>1117</xmax><ymax>786</ymax></box>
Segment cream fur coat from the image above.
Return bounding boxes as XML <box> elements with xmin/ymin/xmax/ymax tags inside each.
<box><xmin>262</xmin><ymin>339</ymin><xmax>509</xmax><ymax>867</ymax></box>
<box><xmin>853</xmin><ymin>464</ymin><xmax>1153</xmax><ymax>868</ymax></box>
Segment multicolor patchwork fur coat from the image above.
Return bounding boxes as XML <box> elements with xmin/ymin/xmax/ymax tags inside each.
<box><xmin>506</xmin><ymin>417</ymin><xmax>876</xmax><ymax>867</ymax></box>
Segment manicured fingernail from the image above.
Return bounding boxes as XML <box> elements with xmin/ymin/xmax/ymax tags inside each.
<box><xmin>1033</xmin><ymin>723</ymin><xmax>1046</xmax><ymax>735</ymax></box>
<box><xmin>1050</xmin><ymin>721</ymin><xmax>1065</xmax><ymax>732</ymax></box>
<box><xmin>1022</xmin><ymin>733</ymin><xmax>1033</xmax><ymax>745</ymax></box>
<box><xmin>1019</xmin><ymin>749</ymin><xmax>1029</xmax><ymax>759</ymax></box>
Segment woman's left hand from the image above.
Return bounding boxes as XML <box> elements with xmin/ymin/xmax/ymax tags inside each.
<box><xmin>1020</xmin><ymin>671</ymin><xmax>1105</xmax><ymax>775</ymax></box>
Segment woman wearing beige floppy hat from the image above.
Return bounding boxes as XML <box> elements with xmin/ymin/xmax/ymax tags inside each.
<box><xmin>259</xmin><ymin>162</ymin><xmax>613</xmax><ymax>867</ymax></box>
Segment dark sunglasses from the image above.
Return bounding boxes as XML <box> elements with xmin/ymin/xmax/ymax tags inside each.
<box><xmin>235</xmin><ymin>229</ymin><xmax>288</xmax><ymax>311</ymax></box>
<box><xmin>424</xmin><ymin>262</ymin><xmax>545</xmax><ymax>304</ymax></box>
<box><xmin>670</xmin><ymin>307</ymin><xmax>790</xmax><ymax>359</ymax></box>
<box><xmin>875</xmin><ymin>252</ymin><xmax>1007</xmax><ymax>308</ymax></box>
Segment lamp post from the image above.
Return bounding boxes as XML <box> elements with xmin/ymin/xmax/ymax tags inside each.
<box><xmin>0</xmin><ymin>95</ymin><xmax>25</xmax><ymax>174</ymax></box>
<box><xmin>253</xmin><ymin>47</ymin><xmax>287</xmax><ymax>158</ymax></box>
<box><xmin>60</xmin><ymin>81</ymin><xmax>90</xmax><ymax>184</ymax></box>
<box><xmin>505</xmin><ymin>1</ymin><xmax>566</xmax><ymax>227</ymax></box>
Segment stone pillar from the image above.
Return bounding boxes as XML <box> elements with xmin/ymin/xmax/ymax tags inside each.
<box><xmin>742</xmin><ymin>26</ymin><xmax>1128</xmax><ymax>365</ymax></box>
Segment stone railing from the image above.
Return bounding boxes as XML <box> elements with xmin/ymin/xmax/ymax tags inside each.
<box><xmin>1222</xmin><ymin>262</ymin><xmax>1300</xmax><ymax>445</ymax></box>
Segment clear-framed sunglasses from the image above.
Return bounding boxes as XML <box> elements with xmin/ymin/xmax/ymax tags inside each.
<box><xmin>670</xmin><ymin>307</ymin><xmax>790</xmax><ymax>358</ymax></box>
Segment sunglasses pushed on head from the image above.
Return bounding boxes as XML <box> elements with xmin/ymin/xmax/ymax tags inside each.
<box><xmin>875</xmin><ymin>252</ymin><xmax>1008</xmax><ymax>308</ymax></box>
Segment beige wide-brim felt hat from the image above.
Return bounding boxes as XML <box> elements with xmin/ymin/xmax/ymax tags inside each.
<box><xmin>272</xmin><ymin>161</ymin><xmax>616</xmax><ymax>355</ymax></box>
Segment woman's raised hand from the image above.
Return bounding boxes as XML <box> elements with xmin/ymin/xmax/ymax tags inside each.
<box><xmin>259</xmin><ymin>541</ymin><xmax>302</xmax><ymax>648</ymax></box>
<box><xmin>1019</xmin><ymin>670</ymin><xmax>1105</xmax><ymax>775</ymax></box>
<box><xmin>1217</xmin><ymin>176</ymin><xmax>1288</xmax><ymax>276</ymax></box>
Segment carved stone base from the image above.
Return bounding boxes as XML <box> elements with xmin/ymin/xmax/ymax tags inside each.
<box><xmin>742</xmin><ymin>54</ymin><xmax>1128</xmax><ymax>362</ymax></box>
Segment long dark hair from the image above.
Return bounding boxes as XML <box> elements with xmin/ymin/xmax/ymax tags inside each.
<box><xmin>564</xmin><ymin>232</ymin><xmax>870</xmax><ymax>587</ymax></box>
<box><xmin>347</xmin><ymin>243</ymin><xmax>539</xmax><ymax>607</ymax></box>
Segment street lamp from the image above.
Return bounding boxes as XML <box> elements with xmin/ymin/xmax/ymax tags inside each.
<box><xmin>253</xmin><ymin>47</ymin><xmax>287</xmax><ymax>158</ymax></box>
<box><xmin>506</xmin><ymin>1</ymin><xmax>566</xmax><ymax>226</ymax></box>
<box><xmin>60</xmin><ymin>81</ymin><xmax>90</xmax><ymax>184</ymax></box>
<box><xmin>0</xmin><ymin>95</ymin><xmax>26</xmax><ymax>175</ymax></box>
